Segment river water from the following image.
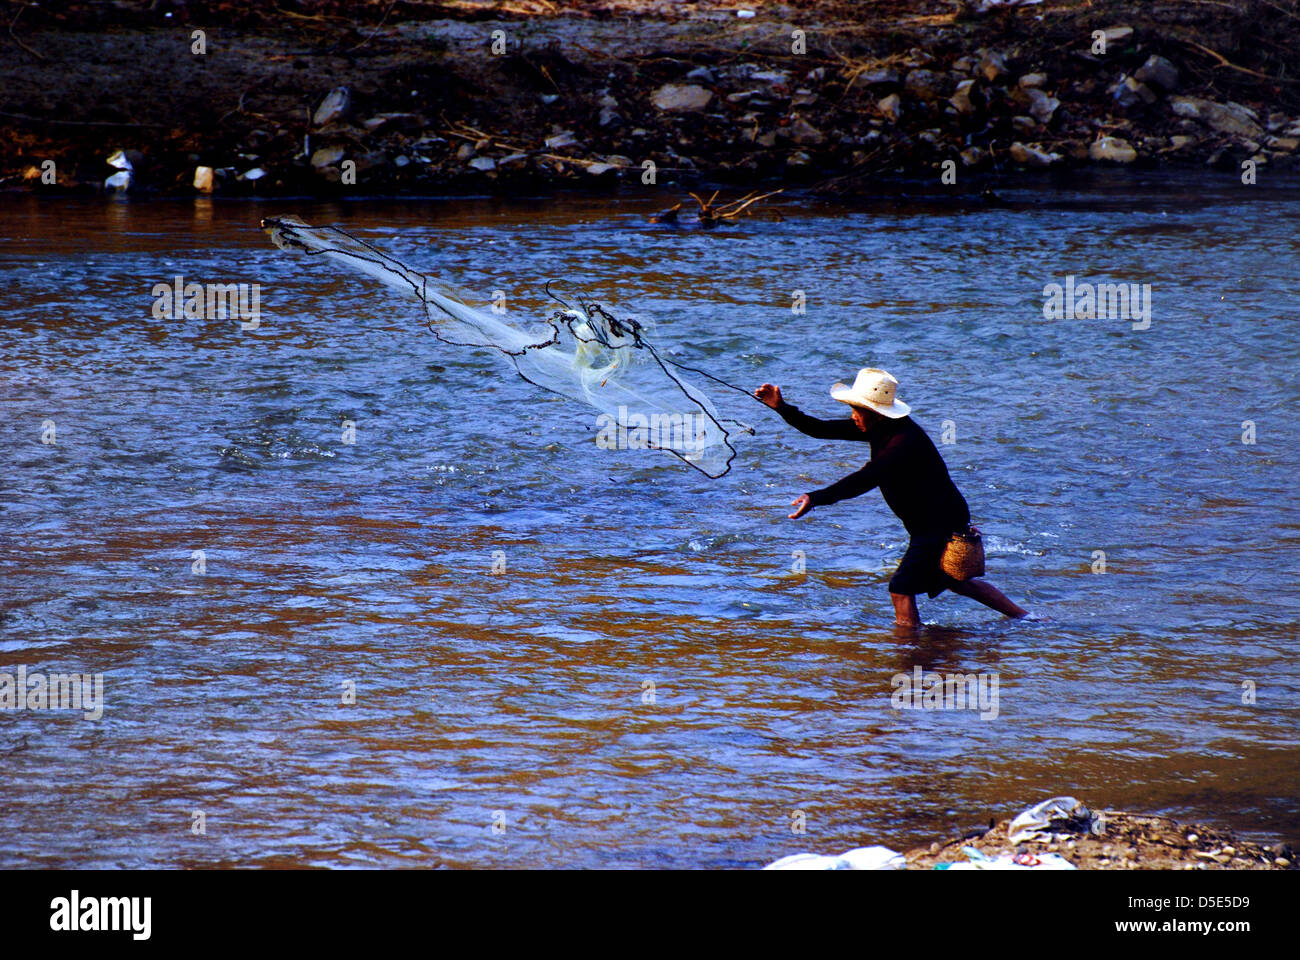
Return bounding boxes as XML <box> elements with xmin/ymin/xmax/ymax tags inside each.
<box><xmin>1</xmin><ymin>177</ymin><xmax>1297</xmax><ymax>868</ymax></box>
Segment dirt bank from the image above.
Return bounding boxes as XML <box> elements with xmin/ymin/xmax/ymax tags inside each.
<box><xmin>3</xmin><ymin>1</ymin><xmax>1299</xmax><ymax>197</ymax></box>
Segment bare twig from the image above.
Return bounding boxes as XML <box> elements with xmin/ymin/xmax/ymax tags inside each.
<box><xmin>7</xmin><ymin>4</ymin><xmax>46</xmax><ymax>61</ymax></box>
<box><xmin>1180</xmin><ymin>38</ymin><xmax>1300</xmax><ymax>83</ymax></box>
<box><xmin>343</xmin><ymin>0</ymin><xmax>400</xmax><ymax>55</ymax></box>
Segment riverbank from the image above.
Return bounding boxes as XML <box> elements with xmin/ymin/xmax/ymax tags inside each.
<box><xmin>771</xmin><ymin>799</ymin><xmax>1299</xmax><ymax>870</ymax></box>
<box><xmin>903</xmin><ymin>801</ymin><xmax>1298</xmax><ymax>870</ymax></box>
<box><xmin>3</xmin><ymin>1</ymin><xmax>1298</xmax><ymax>198</ymax></box>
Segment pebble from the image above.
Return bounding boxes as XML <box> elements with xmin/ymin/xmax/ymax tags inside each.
<box><xmin>312</xmin><ymin>87</ymin><xmax>350</xmax><ymax>127</ymax></box>
<box><xmin>1135</xmin><ymin>54</ymin><xmax>1180</xmax><ymax>91</ymax></box>
<box><xmin>1026</xmin><ymin>87</ymin><xmax>1059</xmax><ymax>123</ymax></box>
<box><xmin>978</xmin><ymin>50</ymin><xmax>1008</xmax><ymax>82</ymax></box>
<box><xmin>1170</xmin><ymin>97</ymin><xmax>1264</xmax><ymax>138</ymax></box>
<box><xmin>1115</xmin><ymin>76</ymin><xmax>1157</xmax><ymax>108</ymax></box>
<box><xmin>1009</xmin><ymin>141</ymin><xmax>1060</xmax><ymax>167</ymax></box>
<box><xmin>950</xmin><ymin>79</ymin><xmax>979</xmax><ymax>114</ymax></box>
<box><xmin>860</xmin><ymin>68</ymin><xmax>900</xmax><ymax>86</ymax></box>
<box><xmin>309</xmin><ymin>146</ymin><xmax>344</xmax><ymax>168</ymax></box>
<box><xmin>904</xmin><ymin>69</ymin><xmax>944</xmax><ymax>101</ymax></box>
<box><xmin>787</xmin><ymin>116</ymin><xmax>825</xmax><ymax>145</ymax></box>
<box><xmin>650</xmin><ymin>84</ymin><xmax>713</xmax><ymax>113</ymax></box>
<box><xmin>1090</xmin><ymin>136</ymin><xmax>1137</xmax><ymax>162</ymax></box>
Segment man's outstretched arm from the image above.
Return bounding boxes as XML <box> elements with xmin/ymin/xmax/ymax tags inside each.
<box><xmin>790</xmin><ymin>431</ymin><xmax>909</xmax><ymax>517</ymax></box>
<box><xmin>754</xmin><ymin>383</ymin><xmax>864</xmax><ymax>441</ymax></box>
<box><xmin>788</xmin><ymin>462</ymin><xmax>884</xmax><ymax>518</ymax></box>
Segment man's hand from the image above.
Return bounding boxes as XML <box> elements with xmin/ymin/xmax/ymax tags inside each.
<box><xmin>755</xmin><ymin>383</ymin><xmax>783</xmax><ymax>409</ymax></box>
<box><xmin>788</xmin><ymin>494</ymin><xmax>813</xmax><ymax>519</ymax></box>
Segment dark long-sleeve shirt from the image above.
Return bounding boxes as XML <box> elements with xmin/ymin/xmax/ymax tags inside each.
<box><xmin>776</xmin><ymin>401</ymin><xmax>970</xmax><ymax>536</ymax></box>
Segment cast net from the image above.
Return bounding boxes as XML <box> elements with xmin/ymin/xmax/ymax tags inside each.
<box><xmin>262</xmin><ymin>217</ymin><xmax>753</xmax><ymax>477</ymax></box>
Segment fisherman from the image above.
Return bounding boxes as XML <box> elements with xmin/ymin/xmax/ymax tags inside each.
<box><xmin>756</xmin><ymin>368</ymin><xmax>1028</xmax><ymax>628</ymax></box>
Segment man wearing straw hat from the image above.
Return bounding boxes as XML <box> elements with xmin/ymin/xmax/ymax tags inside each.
<box><xmin>756</xmin><ymin>368</ymin><xmax>1028</xmax><ymax>628</ymax></box>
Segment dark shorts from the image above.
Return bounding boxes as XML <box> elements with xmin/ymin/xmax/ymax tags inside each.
<box><xmin>888</xmin><ymin>532</ymin><xmax>962</xmax><ymax>599</ymax></box>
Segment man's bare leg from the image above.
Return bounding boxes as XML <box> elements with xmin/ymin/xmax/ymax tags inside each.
<box><xmin>951</xmin><ymin>578</ymin><xmax>1028</xmax><ymax>618</ymax></box>
<box><xmin>890</xmin><ymin>592</ymin><xmax>921</xmax><ymax>628</ymax></box>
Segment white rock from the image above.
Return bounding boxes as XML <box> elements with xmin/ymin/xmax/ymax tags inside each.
<box><xmin>545</xmin><ymin>130</ymin><xmax>579</xmax><ymax>149</ymax></box>
<box><xmin>878</xmin><ymin>93</ymin><xmax>901</xmax><ymax>121</ymax></box>
<box><xmin>312</xmin><ymin>87</ymin><xmax>351</xmax><ymax>127</ymax></box>
<box><xmin>467</xmin><ymin>157</ymin><xmax>497</xmax><ymax>171</ymax></box>
<box><xmin>861</xmin><ymin>68</ymin><xmax>899</xmax><ymax>85</ymax></box>
<box><xmin>651</xmin><ymin>83</ymin><xmax>713</xmax><ymax>113</ymax></box>
<box><xmin>1027</xmin><ymin>87</ymin><xmax>1059</xmax><ymax>123</ymax></box>
<box><xmin>193</xmin><ymin>166</ymin><xmax>214</xmax><ymax>192</ymax></box>
<box><xmin>104</xmin><ymin>170</ymin><xmax>131</xmax><ymax>190</ymax></box>
<box><xmin>1010</xmin><ymin>141</ymin><xmax>1061</xmax><ymax>167</ymax></box>
<box><xmin>239</xmin><ymin>167</ymin><xmax>267</xmax><ymax>181</ymax></box>
<box><xmin>106</xmin><ymin>149</ymin><xmax>133</xmax><ymax>171</ymax></box>
<box><xmin>1170</xmin><ymin>96</ymin><xmax>1263</xmax><ymax>138</ymax></box>
<box><xmin>310</xmin><ymin>146</ymin><xmax>345</xmax><ymax>168</ymax></box>
<box><xmin>1089</xmin><ymin>136</ymin><xmax>1137</xmax><ymax>162</ymax></box>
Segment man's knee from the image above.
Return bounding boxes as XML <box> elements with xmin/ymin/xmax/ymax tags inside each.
<box><xmin>950</xmin><ymin>578</ymin><xmax>979</xmax><ymax>596</ymax></box>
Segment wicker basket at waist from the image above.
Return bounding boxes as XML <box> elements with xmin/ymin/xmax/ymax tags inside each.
<box><xmin>940</xmin><ymin>526</ymin><xmax>985</xmax><ymax>581</ymax></box>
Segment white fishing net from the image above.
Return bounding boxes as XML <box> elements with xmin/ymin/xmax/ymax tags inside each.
<box><xmin>262</xmin><ymin>216</ymin><xmax>753</xmax><ymax>477</ymax></box>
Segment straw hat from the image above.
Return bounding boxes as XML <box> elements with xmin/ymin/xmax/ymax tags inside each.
<box><xmin>830</xmin><ymin>368</ymin><xmax>911</xmax><ymax>418</ymax></box>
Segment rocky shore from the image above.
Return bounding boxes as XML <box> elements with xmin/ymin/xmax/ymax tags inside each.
<box><xmin>3</xmin><ymin>1</ymin><xmax>1298</xmax><ymax>198</ymax></box>
<box><xmin>769</xmin><ymin>798</ymin><xmax>1299</xmax><ymax>870</ymax></box>
<box><xmin>906</xmin><ymin>803</ymin><xmax>1298</xmax><ymax>871</ymax></box>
